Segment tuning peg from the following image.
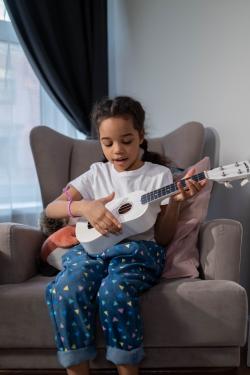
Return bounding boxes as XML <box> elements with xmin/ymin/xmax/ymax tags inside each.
<box><xmin>240</xmin><ymin>178</ymin><xmax>249</xmax><ymax>187</ymax></box>
<box><xmin>224</xmin><ymin>181</ymin><xmax>233</xmax><ymax>189</ymax></box>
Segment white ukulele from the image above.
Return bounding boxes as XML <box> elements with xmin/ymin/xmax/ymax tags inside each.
<box><xmin>76</xmin><ymin>161</ymin><xmax>250</xmax><ymax>255</ymax></box>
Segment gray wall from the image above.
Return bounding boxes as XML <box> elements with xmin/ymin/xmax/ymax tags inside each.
<box><xmin>108</xmin><ymin>0</ymin><xmax>250</xmax><ymax>296</ymax></box>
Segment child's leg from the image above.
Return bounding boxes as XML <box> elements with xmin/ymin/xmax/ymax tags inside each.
<box><xmin>66</xmin><ymin>362</ymin><xmax>139</xmax><ymax>375</ymax></box>
<box><xmin>45</xmin><ymin>244</ymin><xmax>108</xmax><ymax>369</ymax></box>
<box><xmin>98</xmin><ymin>240</ymin><xmax>166</xmax><ymax>367</ymax></box>
<box><xmin>117</xmin><ymin>364</ymin><xmax>139</xmax><ymax>375</ymax></box>
<box><xmin>66</xmin><ymin>361</ymin><xmax>90</xmax><ymax>375</ymax></box>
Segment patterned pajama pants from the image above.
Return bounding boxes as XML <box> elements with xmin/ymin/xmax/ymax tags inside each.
<box><xmin>45</xmin><ymin>240</ymin><xmax>166</xmax><ymax>368</ymax></box>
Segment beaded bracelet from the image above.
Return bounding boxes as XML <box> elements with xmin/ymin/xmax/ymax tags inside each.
<box><xmin>63</xmin><ymin>186</ymin><xmax>75</xmax><ymax>218</ymax></box>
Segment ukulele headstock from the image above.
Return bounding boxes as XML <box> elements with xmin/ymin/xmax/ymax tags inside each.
<box><xmin>206</xmin><ymin>160</ymin><xmax>250</xmax><ymax>188</ymax></box>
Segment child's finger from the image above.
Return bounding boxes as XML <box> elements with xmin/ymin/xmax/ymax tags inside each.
<box><xmin>177</xmin><ymin>181</ymin><xmax>187</xmax><ymax>198</ymax></box>
<box><xmin>189</xmin><ymin>178</ymin><xmax>207</xmax><ymax>190</ymax></box>
<box><xmin>106</xmin><ymin>211</ymin><xmax>122</xmax><ymax>230</ymax></box>
<box><xmin>189</xmin><ymin>179</ymin><xmax>201</xmax><ymax>190</ymax></box>
<box><xmin>177</xmin><ymin>181</ymin><xmax>185</xmax><ymax>194</ymax></box>
<box><xmin>102</xmin><ymin>218</ymin><xmax>120</xmax><ymax>234</ymax></box>
<box><xmin>95</xmin><ymin>223</ymin><xmax>109</xmax><ymax>236</ymax></box>
<box><xmin>186</xmin><ymin>180</ymin><xmax>198</xmax><ymax>196</ymax></box>
<box><xmin>184</xmin><ymin>167</ymin><xmax>196</xmax><ymax>178</ymax></box>
<box><xmin>200</xmin><ymin>179</ymin><xmax>207</xmax><ymax>187</ymax></box>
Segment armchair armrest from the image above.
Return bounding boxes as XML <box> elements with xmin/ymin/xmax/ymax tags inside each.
<box><xmin>199</xmin><ymin>219</ymin><xmax>242</xmax><ymax>282</ymax></box>
<box><xmin>0</xmin><ymin>223</ymin><xmax>45</xmax><ymax>284</ymax></box>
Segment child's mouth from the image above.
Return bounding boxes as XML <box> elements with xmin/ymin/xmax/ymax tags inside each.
<box><xmin>113</xmin><ymin>158</ymin><xmax>128</xmax><ymax>165</ymax></box>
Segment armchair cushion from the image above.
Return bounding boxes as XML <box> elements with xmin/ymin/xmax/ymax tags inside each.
<box><xmin>0</xmin><ymin>223</ymin><xmax>45</xmax><ymax>284</ymax></box>
<box><xmin>199</xmin><ymin>219</ymin><xmax>243</xmax><ymax>282</ymax></box>
<box><xmin>162</xmin><ymin>157</ymin><xmax>213</xmax><ymax>279</ymax></box>
<box><xmin>0</xmin><ymin>275</ymin><xmax>247</xmax><ymax>349</ymax></box>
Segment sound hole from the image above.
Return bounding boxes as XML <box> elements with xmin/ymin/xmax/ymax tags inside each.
<box><xmin>118</xmin><ymin>203</ymin><xmax>132</xmax><ymax>214</ymax></box>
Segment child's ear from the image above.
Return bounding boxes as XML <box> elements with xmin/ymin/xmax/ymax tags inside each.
<box><xmin>139</xmin><ymin>131</ymin><xmax>144</xmax><ymax>144</ymax></box>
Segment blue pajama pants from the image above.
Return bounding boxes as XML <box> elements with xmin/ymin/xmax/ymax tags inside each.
<box><xmin>45</xmin><ymin>240</ymin><xmax>166</xmax><ymax>368</ymax></box>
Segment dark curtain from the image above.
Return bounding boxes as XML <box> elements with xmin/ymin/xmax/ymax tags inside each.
<box><xmin>4</xmin><ymin>0</ymin><xmax>108</xmax><ymax>137</ymax></box>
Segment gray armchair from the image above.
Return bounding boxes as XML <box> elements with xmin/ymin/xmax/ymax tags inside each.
<box><xmin>0</xmin><ymin>123</ymin><xmax>247</xmax><ymax>372</ymax></box>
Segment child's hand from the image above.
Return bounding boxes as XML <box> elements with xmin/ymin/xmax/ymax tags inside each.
<box><xmin>172</xmin><ymin>168</ymin><xmax>207</xmax><ymax>202</ymax></box>
<box><xmin>82</xmin><ymin>192</ymin><xmax>122</xmax><ymax>235</ymax></box>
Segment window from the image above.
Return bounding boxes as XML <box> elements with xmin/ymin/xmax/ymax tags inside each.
<box><xmin>0</xmin><ymin>1</ymin><xmax>84</xmax><ymax>225</ymax></box>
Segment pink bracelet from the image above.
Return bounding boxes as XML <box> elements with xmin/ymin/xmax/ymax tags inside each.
<box><xmin>63</xmin><ymin>186</ymin><xmax>75</xmax><ymax>218</ymax></box>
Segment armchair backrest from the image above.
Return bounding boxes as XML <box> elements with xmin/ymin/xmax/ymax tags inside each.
<box><xmin>30</xmin><ymin>122</ymin><xmax>205</xmax><ymax>208</ymax></box>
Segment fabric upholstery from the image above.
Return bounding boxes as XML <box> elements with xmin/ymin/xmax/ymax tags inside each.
<box><xmin>199</xmin><ymin>219</ymin><xmax>243</xmax><ymax>282</ymax></box>
<box><xmin>0</xmin><ymin>347</ymin><xmax>241</xmax><ymax>369</ymax></box>
<box><xmin>158</xmin><ymin>122</ymin><xmax>205</xmax><ymax>169</ymax></box>
<box><xmin>0</xmin><ymin>275</ymin><xmax>247</xmax><ymax>349</ymax></box>
<box><xmin>0</xmin><ymin>223</ymin><xmax>45</xmax><ymax>284</ymax></box>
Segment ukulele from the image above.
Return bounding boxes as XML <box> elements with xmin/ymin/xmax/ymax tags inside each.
<box><xmin>76</xmin><ymin>161</ymin><xmax>250</xmax><ymax>255</ymax></box>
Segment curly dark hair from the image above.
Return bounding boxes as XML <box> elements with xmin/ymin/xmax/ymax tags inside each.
<box><xmin>91</xmin><ymin>96</ymin><xmax>172</xmax><ymax>167</ymax></box>
<box><xmin>39</xmin><ymin>210</ymin><xmax>68</xmax><ymax>237</ymax></box>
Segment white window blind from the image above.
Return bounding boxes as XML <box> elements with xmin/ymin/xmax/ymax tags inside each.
<box><xmin>0</xmin><ymin>0</ymin><xmax>85</xmax><ymax>226</ymax></box>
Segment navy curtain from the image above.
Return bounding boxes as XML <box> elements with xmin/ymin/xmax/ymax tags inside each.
<box><xmin>4</xmin><ymin>0</ymin><xmax>108</xmax><ymax>137</ymax></box>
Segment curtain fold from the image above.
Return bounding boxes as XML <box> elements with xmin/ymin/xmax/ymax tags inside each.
<box><xmin>4</xmin><ymin>0</ymin><xmax>108</xmax><ymax>137</ymax></box>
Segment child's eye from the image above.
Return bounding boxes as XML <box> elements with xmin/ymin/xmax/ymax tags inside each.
<box><xmin>123</xmin><ymin>140</ymin><xmax>132</xmax><ymax>144</ymax></box>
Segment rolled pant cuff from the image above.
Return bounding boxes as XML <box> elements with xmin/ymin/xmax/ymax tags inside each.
<box><xmin>106</xmin><ymin>345</ymin><xmax>145</xmax><ymax>365</ymax></box>
<box><xmin>57</xmin><ymin>346</ymin><xmax>97</xmax><ymax>368</ymax></box>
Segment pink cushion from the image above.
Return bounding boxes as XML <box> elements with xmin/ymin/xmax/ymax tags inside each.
<box><xmin>162</xmin><ymin>156</ymin><xmax>213</xmax><ymax>279</ymax></box>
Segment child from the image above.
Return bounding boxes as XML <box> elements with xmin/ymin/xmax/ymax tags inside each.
<box><xmin>45</xmin><ymin>96</ymin><xmax>205</xmax><ymax>375</ymax></box>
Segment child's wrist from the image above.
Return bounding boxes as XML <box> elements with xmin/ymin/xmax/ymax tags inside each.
<box><xmin>169</xmin><ymin>196</ymin><xmax>181</xmax><ymax>206</ymax></box>
<box><xmin>62</xmin><ymin>186</ymin><xmax>93</xmax><ymax>218</ymax></box>
<box><xmin>67</xmin><ymin>200</ymin><xmax>75</xmax><ymax>218</ymax></box>
<box><xmin>72</xmin><ymin>199</ymin><xmax>92</xmax><ymax>218</ymax></box>
<box><xmin>79</xmin><ymin>200</ymin><xmax>94</xmax><ymax>218</ymax></box>
<box><xmin>63</xmin><ymin>186</ymin><xmax>75</xmax><ymax>218</ymax></box>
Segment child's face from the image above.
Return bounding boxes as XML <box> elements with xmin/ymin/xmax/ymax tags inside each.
<box><xmin>99</xmin><ymin>116</ymin><xmax>144</xmax><ymax>172</ymax></box>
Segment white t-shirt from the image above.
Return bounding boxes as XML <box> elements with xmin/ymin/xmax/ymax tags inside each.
<box><xmin>70</xmin><ymin>161</ymin><xmax>173</xmax><ymax>242</ymax></box>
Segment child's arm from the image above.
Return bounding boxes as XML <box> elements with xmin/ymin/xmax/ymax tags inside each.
<box><xmin>45</xmin><ymin>186</ymin><xmax>121</xmax><ymax>235</ymax></box>
<box><xmin>154</xmin><ymin>199</ymin><xmax>181</xmax><ymax>246</ymax></box>
<box><xmin>154</xmin><ymin>168</ymin><xmax>206</xmax><ymax>246</ymax></box>
<box><xmin>45</xmin><ymin>186</ymin><xmax>84</xmax><ymax>218</ymax></box>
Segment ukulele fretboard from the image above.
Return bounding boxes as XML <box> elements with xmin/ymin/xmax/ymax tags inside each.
<box><xmin>140</xmin><ymin>172</ymin><xmax>206</xmax><ymax>204</ymax></box>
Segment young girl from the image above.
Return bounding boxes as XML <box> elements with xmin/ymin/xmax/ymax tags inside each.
<box><xmin>45</xmin><ymin>96</ymin><xmax>205</xmax><ymax>375</ymax></box>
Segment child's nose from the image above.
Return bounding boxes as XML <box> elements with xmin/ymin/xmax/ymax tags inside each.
<box><xmin>113</xmin><ymin>142</ymin><xmax>124</xmax><ymax>153</ymax></box>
